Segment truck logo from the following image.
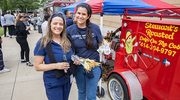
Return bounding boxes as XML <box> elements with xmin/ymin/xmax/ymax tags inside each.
<box><xmin>162</xmin><ymin>58</ymin><xmax>171</xmax><ymax>67</ymax></box>
<box><xmin>121</xmin><ymin>30</ymin><xmax>138</xmax><ymax>62</ymax></box>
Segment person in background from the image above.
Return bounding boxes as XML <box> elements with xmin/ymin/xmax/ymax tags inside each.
<box><xmin>4</xmin><ymin>11</ymin><xmax>15</xmax><ymax>38</ymax></box>
<box><xmin>23</xmin><ymin>14</ymin><xmax>31</xmax><ymax>35</ymax></box>
<box><xmin>66</xmin><ymin>3</ymin><xmax>103</xmax><ymax>100</ymax></box>
<box><xmin>63</xmin><ymin>9</ymin><xmax>77</xmax><ymax>28</ymax></box>
<box><xmin>31</xmin><ymin>13</ymin><xmax>37</xmax><ymax>30</ymax></box>
<box><xmin>15</xmin><ymin>13</ymin><xmax>33</xmax><ymax>66</ymax></box>
<box><xmin>27</xmin><ymin>14</ymin><xmax>31</xmax><ymax>25</ymax></box>
<box><xmin>1</xmin><ymin>13</ymin><xmax>8</xmax><ymax>37</ymax></box>
<box><xmin>41</xmin><ymin>12</ymin><xmax>50</xmax><ymax>37</ymax></box>
<box><xmin>0</xmin><ymin>35</ymin><xmax>11</xmax><ymax>73</ymax></box>
<box><xmin>34</xmin><ymin>13</ymin><xmax>73</xmax><ymax>100</ymax></box>
<box><xmin>37</xmin><ymin>14</ymin><xmax>42</xmax><ymax>33</ymax></box>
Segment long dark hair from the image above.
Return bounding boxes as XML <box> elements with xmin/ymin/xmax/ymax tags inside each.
<box><xmin>76</xmin><ymin>3</ymin><xmax>93</xmax><ymax>49</ymax></box>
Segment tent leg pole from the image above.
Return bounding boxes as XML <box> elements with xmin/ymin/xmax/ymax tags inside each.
<box><xmin>120</xmin><ymin>15</ymin><xmax>122</xmax><ymax>27</ymax></box>
<box><xmin>99</xmin><ymin>13</ymin><xmax>103</xmax><ymax>95</ymax></box>
<box><xmin>100</xmin><ymin>13</ymin><xmax>104</xmax><ymax>35</ymax></box>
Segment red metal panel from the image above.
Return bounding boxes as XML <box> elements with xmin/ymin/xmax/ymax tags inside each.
<box><xmin>119</xmin><ymin>18</ymin><xmax>180</xmax><ymax>99</ymax></box>
<box><xmin>114</xmin><ymin>52</ymin><xmax>126</xmax><ymax>70</ymax></box>
<box><xmin>124</xmin><ymin>8</ymin><xmax>180</xmax><ymax>17</ymax></box>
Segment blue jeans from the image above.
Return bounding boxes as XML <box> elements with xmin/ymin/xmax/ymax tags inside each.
<box><xmin>3</xmin><ymin>26</ymin><xmax>7</xmax><ymax>36</ymax></box>
<box><xmin>7</xmin><ymin>25</ymin><xmax>15</xmax><ymax>35</ymax></box>
<box><xmin>38</xmin><ymin>25</ymin><xmax>42</xmax><ymax>33</ymax></box>
<box><xmin>75</xmin><ymin>65</ymin><xmax>101</xmax><ymax>100</ymax></box>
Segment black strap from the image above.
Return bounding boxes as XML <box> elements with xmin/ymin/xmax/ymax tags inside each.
<box><xmin>66</xmin><ymin>34</ymin><xmax>77</xmax><ymax>74</ymax></box>
<box><xmin>46</xmin><ymin>42</ymin><xmax>64</xmax><ymax>78</ymax></box>
<box><xmin>76</xmin><ymin>25</ymin><xmax>98</xmax><ymax>53</ymax></box>
<box><xmin>76</xmin><ymin>25</ymin><xmax>86</xmax><ymax>44</ymax></box>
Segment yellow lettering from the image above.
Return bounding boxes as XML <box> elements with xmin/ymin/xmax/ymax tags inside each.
<box><xmin>169</xmin><ymin>32</ymin><xmax>174</xmax><ymax>40</ymax></box>
<box><xmin>145</xmin><ymin>23</ymin><xmax>177</xmax><ymax>32</ymax></box>
<box><xmin>158</xmin><ymin>32</ymin><xmax>162</xmax><ymax>37</ymax></box>
<box><xmin>172</xmin><ymin>51</ymin><xmax>176</xmax><ymax>57</ymax></box>
<box><xmin>145</xmin><ymin>29</ymin><xmax>174</xmax><ymax>40</ymax></box>
<box><xmin>150</xmin><ymin>38</ymin><xmax>157</xmax><ymax>44</ymax></box>
<box><xmin>162</xmin><ymin>32</ymin><xmax>165</xmax><ymax>38</ymax></box>
<box><xmin>166</xmin><ymin>26</ymin><xmax>169</xmax><ymax>31</ymax></box>
<box><xmin>170</xmin><ymin>25</ymin><xmax>174</xmax><ymax>31</ymax></box>
<box><xmin>165</xmin><ymin>34</ymin><xmax>168</xmax><ymax>39</ymax></box>
<box><xmin>146</xmin><ymin>29</ymin><xmax>152</xmax><ymax>38</ymax></box>
<box><xmin>140</xmin><ymin>36</ymin><xmax>149</xmax><ymax>43</ymax></box>
<box><xmin>152</xmin><ymin>24</ymin><xmax>155</xmax><ymax>29</ymax></box>
<box><xmin>169</xmin><ymin>43</ymin><xmax>173</xmax><ymax>48</ymax></box>
<box><xmin>145</xmin><ymin>23</ymin><xmax>151</xmax><ymax>28</ymax></box>
<box><xmin>163</xmin><ymin>26</ymin><xmax>166</xmax><ymax>31</ymax></box>
<box><xmin>156</xmin><ymin>25</ymin><xmax>161</xmax><ymax>30</ymax></box>
<box><xmin>161</xmin><ymin>26</ymin><xmax>164</xmax><ymax>30</ymax></box>
<box><xmin>174</xmin><ymin>27</ymin><xmax>178</xmax><ymax>32</ymax></box>
<box><xmin>169</xmin><ymin>43</ymin><xmax>180</xmax><ymax>50</ymax></box>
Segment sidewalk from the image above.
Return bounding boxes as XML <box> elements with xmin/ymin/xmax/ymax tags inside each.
<box><xmin>0</xmin><ymin>27</ymin><xmax>113</xmax><ymax>100</ymax></box>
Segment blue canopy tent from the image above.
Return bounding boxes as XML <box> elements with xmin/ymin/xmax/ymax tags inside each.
<box><xmin>62</xmin><ymin>0</ymin><xmax>178</xmax><ymax>14</ymax></box>
<box><xmin>62</xmin><ymin>0</ymin><xmax>178</xmax><ymax>33</ymax></box>
<box><xmin>103</xmin><ymin>0</ymin><xmax>154</xmax><ymax>14</ymax></box>
<box><xmin>62</xmin><ymin>0</ymin><xmax>86</xmax><ymax>14</ymax></box>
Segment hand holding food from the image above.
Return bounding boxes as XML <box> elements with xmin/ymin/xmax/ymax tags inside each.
<box><xmin>71</xmin><ymin>55</ymin><xmax>101</xmax><ymax>72</ymax></box>
<box><xmin>74</xmin><ymin>59</ymin><xmax>81</xmax><ymax>65</ymax></box>
<box><xmin>80</xmin><ymin>58</ymin><xmax>101</xmax><ymax>72</ymax></box>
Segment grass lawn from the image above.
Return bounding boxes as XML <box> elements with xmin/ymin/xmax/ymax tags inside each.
<box><xmin>0</xmin><ymin>27</ymin><xmax>3</xmax><ymax>36</ymax></box>
<box><xmin>0</xmin><ymin>27</ymin><xmax>9</xmax><ymax>36</ymax></box>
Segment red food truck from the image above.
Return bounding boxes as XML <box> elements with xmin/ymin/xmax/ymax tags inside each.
<box><xmin>107</xmin><ymin>8</ymin><xmax>180</xmax><ymax>100</ymax></box>
<box><xmin>44</xmin><ymin>1</ymin><xmax>75</xmax><ymax>14</ymax></box>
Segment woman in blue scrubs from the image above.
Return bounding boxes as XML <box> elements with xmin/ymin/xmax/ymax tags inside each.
<box><xmin>66</xmin><ymin>3</ymin><xmax>103</xmax><ymax>100</ymax></box>
<box><xmin>34</xmin><ymin>13</ymin><xmax>73</xmax><ymax>100</ymax></box>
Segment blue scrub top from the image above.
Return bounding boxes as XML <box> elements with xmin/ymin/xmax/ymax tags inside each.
<box><xmin>66</xmin><ymin>18</ymin><xmax>73</xmax><ymax>28</ymax></box>
<box><xmin>34</xmin><ymin>40</ymin><xmax>73</xmax><ymax>85</ymax></box>
<box><xmin>66</xmin><ymin>23</ymin><xmax>103</xmax><ymax>62</ymax></box>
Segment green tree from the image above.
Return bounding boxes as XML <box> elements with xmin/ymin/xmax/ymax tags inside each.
<box><xmin>40</xmin><ymin>0</ymin><xmax>48</xmax><ymax>4</ymax></box>
<box><xmin>0</xmin><ymin>0</ymin><xmax>3</xmax><ymax>10</ymax></box>
<box><xmin>2</xmin><ymin>0</ymin><xmax>40</xmax><ymax>13</ymax></box>
<box><xmin>2</xmin><ymin>0</ymin><xmax>8</xmax><ymax>12</ymax></box>
<box><xmin>13</xmin><ymin>0</ymin><xmax>40</xmax><ymax>12</ymax></box>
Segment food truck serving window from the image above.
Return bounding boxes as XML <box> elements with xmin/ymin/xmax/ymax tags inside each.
<box><xmin>53</xmin><ymin>1</ymin><xmax>75</xmax><ymax>14</ymax></box>
<box><xmin>45</xmin><ymin>1</ymin><xmax>75</xmax><ymax>14</ymax></box>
